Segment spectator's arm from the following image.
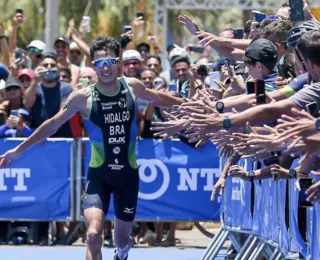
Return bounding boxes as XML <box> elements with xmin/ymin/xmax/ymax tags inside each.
<box><xmin>212</xmin><ymin>45</ymin><xmax>245</xmax><ymax>61</ymax></box>
<box><xmin>0</xmin><ymin>26</ymin><xmax>10</xmax><ymax>67</ymax></box>
<box><xmin>9</xmin><ymin>14</ymin><xmax>23</xmax><ymax>52</ymax></box>
<box><xmin>229</xmin><ymin>98</ymin><xmax>296</xmax><ymax>129</ymax></box>
<box><xmin>71</xmin><ymin>34</ymin><xmax>92</xmax><ymax>66</ymax></box>
<box><xmin>70</xmin><ymin>65</ymin><xmax>80</xmax><ymax>90</ymax></box>
<box><xmin>23</xmin><ymin>78</ymin><xmax>39</xmax><ymax>110</ymax></box>
<box><xmin>222</xmin><ymin>89</ymin><xmax>289</xmax><ymax>113</ymax></box>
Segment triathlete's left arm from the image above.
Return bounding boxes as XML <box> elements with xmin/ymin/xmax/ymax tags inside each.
<box><xmin>127</xmin><ymin>77</ymin><xmax>183</xmax><ymax>107</ymax></box>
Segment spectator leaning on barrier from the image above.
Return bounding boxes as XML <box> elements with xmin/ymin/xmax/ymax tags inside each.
<box><xmin>244</xmin><ymin>39</ymin><xmax>278</xmax><ymax>91</ymax></box>
<box><xmin>0</xmin><ymin>108</ymin><xmax>35</xmax><ymax>138</ymax></box>
<box><xmin>23</xmin><ymin>52</ymin><xmax>73</xmax><ymax>138</ymax></box>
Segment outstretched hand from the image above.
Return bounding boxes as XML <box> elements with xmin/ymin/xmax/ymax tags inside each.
<box><xmin>178</xmin><ymin>15</ymin><xmax>202</xmax><ymax>36</ymax></box>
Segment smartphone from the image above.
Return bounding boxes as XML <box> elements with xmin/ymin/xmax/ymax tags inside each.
<box><xmin>14</xmin><ymin>50</ymin><xmax>22</xmax><ymax>60</ymax></box>
<box><xmin>82</xmin><ymin>16</ymin><xmax>91</xmax><ymax>32</ymax></box>
<box><xmin>16</xmin><ymin>8</ymin><xmax>23</xmax><ymax>14</ymax></box>
<box><xmin>306</xmin><ymin>102</ymin><xmax>319</xmax><ymax>117</ymax></box>
<box><xmin>136</xmin><ymin>12</ymin><xmax>144</xmax><ymax>19</ymax></box>
<box><xmin>255</xmin><ymin>79</ymin><xmax>266</xmax><ymax>105</ymax></box>
<box><xmin>189</xmin><ymin>46</ymin><xmax>204</xmax><ymax>53</ymax></box>
<box><xmin>79</xmin><ymin>78</ymin><xmax>89</xmax><ymax>88</ymax></box>
<box><xmin>224</xmin><ymin>60</ymin><xmax>232</xmax><ymax>79</ymax></box>
<box><xmin>209</xmin><ymin>71</ymin><xmax>220</xmax><ymax>89</ymax></box>
<box><xmin>10</xmin><ymin>110</ymin><xmax>19</xmax><ymax>117</ymax></box>
<box><xmin>252</xmin><ymin>11</ymin><xmax>266</xmax><ymax>22</ymax></box>
<box><xmin>168</xmin><ymin>83</ymin><xmax>176</xmax><ymax>92</ymax></box>
<box><xmin>233</xmin><ymin>28</ymin><xmax>244</xmax><ymax>39</ymax></box>
<box><xmin>124</xmin><ymin>25</ymin><xmax>132</xmax><ymax>33</ymax></box>
<box><xmin>298</xmin><ymin>178</ymin><xmax>314</xmax><ymax>208</ymax></box>
<box><xmin>289</xmin><ymin>0</ymin><xmax>305</xmax><ymax>22</ymax></box>
<box><xmin>246</xmin><ymin>81</ymin><xmax>255</xmax><ymax>94</ymax></box>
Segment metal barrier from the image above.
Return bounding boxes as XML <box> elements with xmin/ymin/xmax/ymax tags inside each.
<box><xmin>202</xmin><ymin>159</ymin><xmax>318</xmax><ymax>260</ymax></box>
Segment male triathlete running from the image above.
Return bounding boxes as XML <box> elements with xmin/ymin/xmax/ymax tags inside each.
<box><xmin>0</xmin><ymin>36</ymin><xmax>183</xmax><ymax>260</ymax></box>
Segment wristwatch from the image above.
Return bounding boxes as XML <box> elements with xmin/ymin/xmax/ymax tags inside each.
<box><xmin>247</xmin><ymin>171</ymin><xmax>255</xmax><ymax>182</ymax></box>
<box><xmin>315</xmin><ymin>118</ymin><xmax>320</xmax><ymax>131</ymax></box>
<box><xmin>216</xmin><ymin>101</ymin><xmax>224</xmax><ymax>113</ymax></box>
<box><xmin>222</xmin><ymin>115</ymin><xmax>232</xmax><ymax>130</ymax></box>
<box><xmin>288</xmin><ymin>169</ymin><xmax>297</xmax><ymax>179</ymax></box>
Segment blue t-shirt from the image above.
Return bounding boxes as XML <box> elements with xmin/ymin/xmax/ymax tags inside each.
<box><xmin>263</xmin><ymin>72</ymin><xmax>278</xmax><ymax>92</ymax></box>
<box><xmin>31</xmin><ymin>81</ymin><xmax>73</xmax><ymax>137</ymax></box>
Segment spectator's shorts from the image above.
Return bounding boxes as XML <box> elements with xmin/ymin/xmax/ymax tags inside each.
<box><xmin>82</xmin><ymin>167</ymin><xmax>139</xmax><ymax>222</ymax></box>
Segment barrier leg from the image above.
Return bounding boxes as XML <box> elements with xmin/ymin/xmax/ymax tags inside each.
<box><xmin>249</xmin><ymin>241</ymin><xmax>267</xmax><ymax>260</ymax></box>
<box><xmin>234</xmin><ymin>234</ymin><xmax>255</xmax><ymax>260</ymax></box>
<box><xmin>269</xmin><ymin>248</ymin><xmax>281</xmax><ymax>260</ymax></box>
<box><xmin>240</xmin><ymin>236</ymin><xmax>259</xmax><ymax>260</ymax></box>
<box><xmin>202</xmin><ymin>229</ymin><xmax>229</xmax><ymax>260</ymax></box>
<box><xmin>201</xmin><ymin>227</ymin><xmax>225</xmax><ymax>260</ymax></box>
<box><xmin>229</xmin><ymin>232</ymin><xmax>242</xmax><ymax>252</ymax></box>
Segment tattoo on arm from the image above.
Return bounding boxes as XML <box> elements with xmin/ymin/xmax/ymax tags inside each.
<box><xmin>63</xmin><ymin>103</ymin><xmax>68</xmax><ymax>110</ymax></box>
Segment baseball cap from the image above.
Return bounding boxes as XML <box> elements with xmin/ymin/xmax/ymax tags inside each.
<box><xmin>18</xmin><ymin>108</ymin><xmax>31</xmax><ymax>118</ymax></box>
<box><xmin>0</xmin><ymin>63</ymin><xmax>9</xmax><ymax>81</ymax></box>
<box><xmin>245</xmin><ymin>39</ymin><xmax>278</xmax><ymax>70</ymax></box>
<box><xmin>41</xmin><ymin>51</ymin><xmax>58</xmax><ymax>62</ymax></box>
<box><xmin>5</xmin><ymin>78</ymin><xmax>21</xmax><ymax>89</ymax></box>
<box><xmin>54</xmin><ymin>36</ymin><xmax>69</xmax><ymax>46</ymax></box>
<box><xmin>18</xmin><ymin>68</ymin><xmax>36</xmax><ymax>79</ymax></box>
<box><xmin>169</xmin><ymin>47</ymin><xmax>188</xmax><ymax>61</ymax></box>
<box><xmin>27</xmin><ymin>40</ymin><xmax>46</xmax><ymax>51</ymax></box>
<box><xmin>69</xmin><ymin>41</ymin><xmax>80</xmax><ymax>51</ymax></box>
<box><xmin>122</xmin><ymin>50</ymin><xmax>142</xmax><ymax>62</ymax></box>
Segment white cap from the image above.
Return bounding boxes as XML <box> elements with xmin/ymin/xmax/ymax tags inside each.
<box><xmin>169</xmin><ymin>47</ymin><xmax>188</xmax><ymax>61</ymax></box>
<box><xmin>122</xmin><ymin>50</ymin><xmax>142</xmax><ymax>62</ymax></box>
<box><xmin>27</xmin><ymin>40</ymin><xmax>46</xmax><ymax>51</ymax></box>
<box><xmin>69</xmin><ymin>41</ymin><xmax>80</xmax><ymax>51</ymax></box>
<box><xmin>0</xmin><ymin>79</ymin><xmax>6</xmax><ymax>91</ymax></box>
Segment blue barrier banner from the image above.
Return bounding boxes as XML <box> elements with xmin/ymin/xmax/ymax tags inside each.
<box><xmin>84</xmin><ymin>139</ymin><xmax>221</xmax><ymax>221</ymax></box>
<box><xmin>222</xmin><ymin>159</ymin><xmax>252</xmax><ymax>230</ymax></box>
<box><xmin>311</xmin><ymin>202</ymin><xmax>320</xmax><ymax>259</ymax></box>
<box><xmin>0</xmin><ymin>139</ymin><xmax>71</xmax><ymax>220</ymax></box>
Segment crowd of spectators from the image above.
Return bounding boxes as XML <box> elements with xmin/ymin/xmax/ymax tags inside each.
<box><xmin>1</xmin><ymin>1</ymin><xmax>320</xmax><ymax>254</ymax></box>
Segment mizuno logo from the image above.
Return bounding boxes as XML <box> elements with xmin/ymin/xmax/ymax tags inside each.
<box><xmin>123</xmin><ymin>207</ymin><xmax>134</xmax><ymax>214</ymax></box>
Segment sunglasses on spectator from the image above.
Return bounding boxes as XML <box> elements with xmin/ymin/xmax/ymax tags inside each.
<box><xmin>92</xmin><ymin>58</ymin><xmax>119</xmax><ymax>68</ymax></box>
<box><xmin>124</xmin><ymin>61</ymin><xmax>140</xmax><ymax>68</ymax></box>
<box><xmin>60</xmin><ymin>74</ymin><xmax>70</xmax><ymax>79</ymax></box>
<box><xmin>28</xmin><ymin>47</ymin><xmax>42</xmax><ymax>54</ymax></box>
<box><xmin>42</xmin><ymin>63</ymin><xmax>57</xmax><ymax>68</ymax></box>
<box><xmin>6</xmin><ymin>86</ymin><xmax>20</xmax><ymax>91</ymax></box>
